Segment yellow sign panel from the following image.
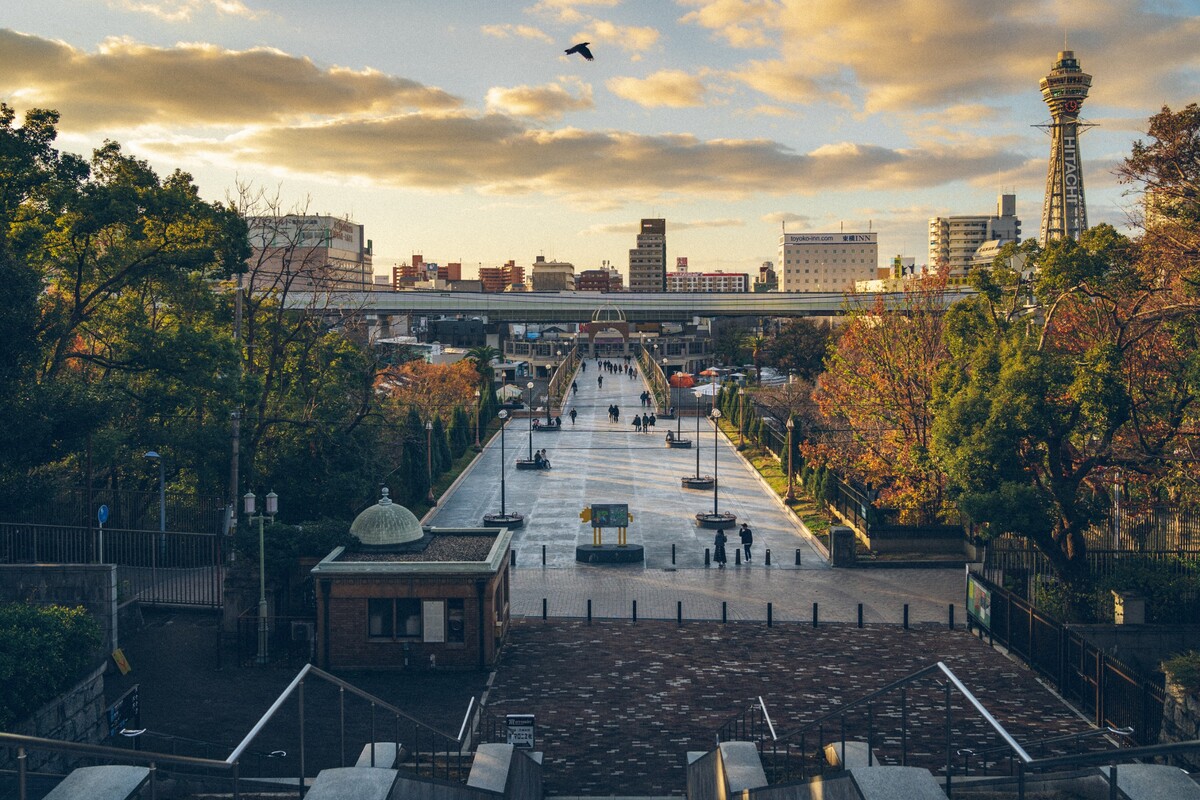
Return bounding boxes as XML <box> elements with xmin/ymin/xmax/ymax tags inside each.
<box><xmin>112</xmin><ymin>648</ymin><xmax>132</xmax><ymax>675</ymax></box>
<box><xmin>579</xmin><ymin>508</ymin><xmax>592</xmax><ymax>522</ymax></box>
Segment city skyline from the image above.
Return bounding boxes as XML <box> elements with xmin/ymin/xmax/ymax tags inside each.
<box><xmin>3</xmin><ymin>1</ymin><xmax>1198</xmax><ymax>280</ymax></box>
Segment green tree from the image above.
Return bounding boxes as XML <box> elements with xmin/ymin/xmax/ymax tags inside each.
<box><xmin>764</xmin><ymin>319</ymin><xmax>835</xmax><ymax>381</ymax></box>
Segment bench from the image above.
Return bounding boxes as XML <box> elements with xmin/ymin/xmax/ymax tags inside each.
<box><xmin>43</xmin><ymin>766</ymin><xmax>150</xmax><ymax>800</ymax></box>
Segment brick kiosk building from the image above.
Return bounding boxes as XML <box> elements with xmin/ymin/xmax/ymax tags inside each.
<box><xmin>311</xmin><ymin>489</ymin><xmax>513</xmax><ymax>670</ymax></box>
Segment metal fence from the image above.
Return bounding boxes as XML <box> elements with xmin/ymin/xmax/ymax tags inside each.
<box><xmin>0</xmin><ymin>523</ymin><xmax>224</xmax><ymax>609</ymax></box>
<box><xmin>966</xmin><ymin>573</ymin><xmax>1166</xmax><ymax>746</ymax></box>
<box><xmin>236</xmin><ymin>610</ymin><xmax>316</xmax><ymax>668</ymax></box>
<box><xmin>1</xmin><ymin>486</ymin><xmax>228</xmax><ymax>534</ymax></box>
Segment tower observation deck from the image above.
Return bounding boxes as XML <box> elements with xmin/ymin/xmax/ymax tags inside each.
<box><xmin>1039</xmin><ymin>50</ymin><xmax>1092</xmax><ymax>243</ymax></box>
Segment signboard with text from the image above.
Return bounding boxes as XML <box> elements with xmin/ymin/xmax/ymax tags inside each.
<box><xmin>967</xmin><ymin>575</ymin><xmax>992</xmax><ymax>629</ymax></box>
<box><xmin>506</xmin><ymin>714</ymin><xmax>535</xmax><ymax>749</ymax></box>
<box><xmin>590</xmin><ymin>504</ymin><xmax>630</xmax><ymax>528</ymax></box>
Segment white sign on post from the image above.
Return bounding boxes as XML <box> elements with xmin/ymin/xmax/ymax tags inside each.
<box><xmin>505</xmin><ymin>714</ymin><xmax>535</xmax><ymax>749</ymax></box>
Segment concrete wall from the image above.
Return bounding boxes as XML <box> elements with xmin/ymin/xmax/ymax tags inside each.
<box><xmin>0</xmin><ymin>564</ymin><xmax>118</xmax><ymax>653</ymax></box>
<box><xmin>686</xmin><ymin>749</ymin><xmax>722</xmax><ymax>800</ymax></box>
<box><xmin>0</xmin><ymin>663</ymin><xmax>107</xmax><ymax>774</ymax></box>
<box><xmin>390</xmin><ymin>775</ymin><xmax>501</xmax><ymax>800</ymax></box>
<box><xmin>1069</xmin><ymin>624</ymin><xmax>1200</xmax><ymax>675</ymax></box>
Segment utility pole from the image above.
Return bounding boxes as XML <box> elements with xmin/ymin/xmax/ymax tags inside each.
<box><xmin>227</xmin><ymin>270</ymin><xmax>244</xmax><ymax>537</ymax></box>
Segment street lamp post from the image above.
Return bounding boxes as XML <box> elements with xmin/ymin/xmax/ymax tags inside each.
<box><xmin>711</xmin><ymin>409</ymin><xmax>722</xmax><ymax>515</ymax></box>
<box><xmin>526</xmin><ymin>381</ymin><xmax>535</xmax><ymax>459</ymax></box>
<box><xmin>425</xmin><ymin>420</ymin><xmax>436</xmax><ymax>505</ymax></box>
<box><xmin>473</xmin><ymin>389</ymin><xmax>482</xmax><ymax>450</ymax></box>
<box><xmin>143</xmin><ymin>451</ymin><xmax>166</xmax><ymax>534</ymax></box>
<box><xmin>144</xmin><ymin>451</ymin><xmax>166</xmax><ymax>562</ymax></box>
<box><xmin>785</xmin><ymin>417</ymin><xmax>796</xmax><ymax>501</ymax></box>
<box><xmin>499</xmin><ymin>411</ymin><xmax>508</xmax><ymax>515</ymax></box>
<box><xmin>738</xmin><ymin>388</ymin><xmax>746</xmax><ymax>448</ymax></box>
<box><xmin>243</xmin><ymin>489</ymin><xmax>278</xmax><ymax>665</ymax></box>
<box><xmin>482</xmin><ymin>409</ymin><xmax>525</xmax><ymax>528</ymax></box>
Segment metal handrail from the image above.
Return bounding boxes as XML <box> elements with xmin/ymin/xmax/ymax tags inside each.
<box><xmin>758</xmin><ymin>696</ymin><xmax>778</xmax><ymax>742</ymax></box>
<box><xmin>228</xmin><ymin>663</ymin><xmax>464</xmax><ymax>765</ymax></box>
<box><xmin>775</xmin><ymin>663</ymin><xmax>939</xmax><ymax>742</ymax></box>
<box><xmin>958</xmin><ymin>725</ymin><xmax>1133</xmax><ymax>760</ymax></box>
<box><xmin>0</xmin><ymin>732</ymin><xmax>232</xmax><ymax>771</ymax></box>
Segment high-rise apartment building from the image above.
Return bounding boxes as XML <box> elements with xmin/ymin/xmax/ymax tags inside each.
<box><xmin>246</xmin><ymin>214</ymin><xmax>373</xmax><ymax>291</ymax></box>
<box><xmin>928</xmin><ymin>194</ymin><xmax>1021</xmax><ymax>279</ymax></box>
<box><xmin>1039</xmin><ymin>50</ymin><xmax>1091</xmax><ymax>243</ymax></box>
<box><xmin>628</xmin><ymin>218</ymin><xmax>666</xmax><ymax>292</ymax></box>
<box><xmin>777</xmin><ymin>232</ymin><xmax>878</xmax><ymax>292</ymax></box>
<box><xmin>479</xmin><ymin>261</ymin><xmax>525</xmax><ymax>292</ymax></box>
<box><xmin>577</xmin><ymin>266</ymin><xmax>623</xmax><ymax>292</ymax></box>
<box><xmin>665</xmin><ymin>259</ymin><xmax>748</xmax><ymax>292</ymax></box>
<box><xmin>530</xmin><ymin>256</ymin><xmax>576</xmax><ymax>291</ymax></box>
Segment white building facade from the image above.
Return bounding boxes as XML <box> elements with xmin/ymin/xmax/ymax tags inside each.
<box><xmin>928</xmin><ymin>194</ymin><xmax>1021</xmax><ymax>280</ymax></box>
<box><xmin>777</xmin><ymin>232</ymin><xmax>878</xmax><ymax>292</ymax></box>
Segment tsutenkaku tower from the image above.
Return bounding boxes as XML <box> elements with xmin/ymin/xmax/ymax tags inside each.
<box><xmin>1039</xmin><ymin>50</ymin><xmax>1092</xmax><ymax>243</ymax></box>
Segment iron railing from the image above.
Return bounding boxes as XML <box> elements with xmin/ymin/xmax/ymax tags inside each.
<box><xmin>966</xmin><ymin>573</ymin><xmax>1168</xmax><ymax>745</ymax></box>
<box><xmin>1</xmin><ymin>486</ymin><xmax>228</xmax><ymax>534</ymax></box>
<box><xmin>235</xmin><ymin>610</ymin><xmax>316</xmax><ymax>668</ymax></box>
<box><xmin>0</xmin><ymin>523</ymin><xmax>224</xmax><ymax>608</ymax></box>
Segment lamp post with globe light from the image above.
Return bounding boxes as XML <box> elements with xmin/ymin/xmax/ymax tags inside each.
<box><xmin>785</xmin><ymin>417</ymin><xmax>796</xmax><ymax>501</ymax></box>
<box><xmin>425</xmin><ymin>420</ymin><xmax>436</xmax><ymax>505</ymax></box>
<box><xmin>473</xmin><ymin>388</ymin><xmax>482</xmax><ymax>450</ymax></box>
<box><xmin>526</xmin><ymin>381</ymin><xmax>535</xmax><ymax>459</ymax></box>
<box><xmin>482</xmin><ymin>409</ymin><xmax>524</xmax><ymax>528</ymax></box>
<box><xmin>243</xmin><ymin>489</ymin><xmax>277</xmax><ymax>665</ymax></box>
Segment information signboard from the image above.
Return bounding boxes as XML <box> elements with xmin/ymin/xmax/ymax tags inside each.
<box><xmin>505</xmin><ymin>714</ymin><xmax>535</xmax><ymax>749</ymax></box>
<box><xmin>590</xmin><ymin>504</ymin><xmax>629</xmax><ymax>528</ymax></box>
<box><xmin>967</xmin><ymin>575</ymin><xmax>992</xmax><ymax>629</ymax></box>
<box><xmin>106</xmin><ymin>685</ymin><xmax>140</xmax><ymax>738</ymax></box>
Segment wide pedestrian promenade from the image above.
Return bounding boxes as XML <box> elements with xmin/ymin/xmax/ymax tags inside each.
<box><xmin>426</xmin><ymin>359</ymin><xmax>963</xmax><ymax>624</ymax></box>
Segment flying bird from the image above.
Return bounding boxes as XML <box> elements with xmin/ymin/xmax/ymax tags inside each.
<box><xmin>564</xmin><ymin>42</ymin><xmax>594</xmax><ymax>61</ymax></box>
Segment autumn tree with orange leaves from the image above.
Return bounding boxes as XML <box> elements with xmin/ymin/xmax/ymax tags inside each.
<box><xmin>806</xmin><ymin>274</ymin><xmax>953</xmax><ymax>525</ymax></box>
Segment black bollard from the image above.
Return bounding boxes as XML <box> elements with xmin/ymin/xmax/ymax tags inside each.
<box><xmin>510</xmin><ymin>550</ymin><xmax>516</xmax><ymax>566</ymax></box>
<box><xmin>587</xmin><ymin>599</ymin><xmax>592</xmax><ymax>625</ymax></box>
<box><xmin>671</xmin><ymin>543</ymin><xmax>676</xmax><ymax>564</ymax></box>
<box><xmin>632</xmin><ymin>600</ymin><xmax>637</xmax><ymax>622</ymax></box>
<box><xmin>735</xmin><ymin>549</ymin><xmax>741</xmax><ymax>566</ymax></box>
<box><xmin>948</xmin><ymin>604</ymin><xmax>955</xmax><ymax>630</ymax></box>
<box><xmin>541</xmin><ymin>544</ymin><xmax>546</xmax><ymax>565</ymax></box>
<box><xmin>795</xmin><ymin>548</ymin><xmax>802</xmax><ymax>566</ymax></box>
<box><xmin>767</xmin><ymin>602</ymin><xmax>773</xmax><ymax>627</ymax></box>
<box><xmin>542</xmin><ymin>598</ymin><xmax>547</xmax><ymax>620</ymax></box>
<box><xmin>857</xmin><ymin>603</ymin><xmax>864</xmax><ymax>628</ymax></box>
<box><xmin>765</xmin><ymin>548</ymin><xmax>771</xmax><ymax>566</ymax></box>
<box><xmin>677</xmin><ymin>600</ymin><xmax>683</xmax><ymax>625</ymax></box>
<box><xmin>903</xmin><ymin>604</ymin><xmax>909</xmax><ymax>629</ymax></box>
<box><xmin>812</xmin><ymin>602</ymin><xmax>819</xmax><ymax>628</ymax></box>
<box><xmin>722</xmin><ymin>601</ymin><xmax>727</xmax><ymax>623</ymax></box>
<box><xmin>705</xmin><ymin>547</ymin><xmax>710</xmax><ymax>567</ymax></box>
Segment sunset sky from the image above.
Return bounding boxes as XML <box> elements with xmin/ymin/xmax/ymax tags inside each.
<box><xmin>4</xmin><ymin>1</ymin><xmax>1198</xmax><ymax>280</ymax></box>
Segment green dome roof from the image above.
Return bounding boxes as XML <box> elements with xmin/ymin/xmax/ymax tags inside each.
<box><xmin>350</xmin><ymin>488</ymin><xmax>423</xmax><ymax>547</ymax></box>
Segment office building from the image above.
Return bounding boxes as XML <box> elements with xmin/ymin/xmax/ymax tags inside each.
<box><xmin>754</xmin><ymin>262</ymin><xmax>778</xmax><ymax>292</ymax></box>
<box><xmin>530</xmin><ymin>256</ymin><xmax>576</xmax><ymax>292</ymax></box>
<box><xmin>246</xmin><ymin>214</ymin><xmax>373</xmax><ymax>291</ymax></box>
<box><xmin>777</xmin><ymin>232</ymin><xmax>878</xmax><ymax>292</ymax></box>
<box><xmin>666</xmin><ymin>259</ymin><xmax>749</xmax><ymax>292</ymax></box>
<box><xmin>628</xmin><ymin>219</ymin><xmax>666</xmax><ymax>292</ymax></box>
<box><xmin>928</xmin><ymin>195</ymin><xmax>1021</xmax><ymax>280</ymax></box>
<box><xmin>1039</xmin><ymin>50</ymin><xmax>1092</xmax><ymax>243</ymax></box>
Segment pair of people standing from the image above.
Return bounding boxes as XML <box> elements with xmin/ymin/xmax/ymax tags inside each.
<box><xmin>712</xmin><ymin>523</ymin><xmax>753</xmax><ymax>568</ymax></box>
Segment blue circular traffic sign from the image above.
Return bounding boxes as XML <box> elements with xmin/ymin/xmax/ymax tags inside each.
<box><xmin>97</xmin><ymin>505</ymin><xmax>109</xmax><ymax>525</ymax></box>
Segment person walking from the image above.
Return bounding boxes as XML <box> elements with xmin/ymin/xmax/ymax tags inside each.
<box><xmin>569</xmin><ymin>408</ymin><xmax>577</xmax><ymax>425</ymax></box>
<box><xmin>713</xmin><ymin>529</ymin><xmax>728</xmax><ymax>569</ymax></box>
<box><xmin>572</xmin><ymin>380</ymin><xmax>578</xmax><ymax>395</ymax></box>
<box><xmin>613</xmin><ymin>406</ymin><xmax>620</xmax><ymax>424</ymax></box>
<box><xmin>598</xmin><ymin>375</ymin><xmax>603</xmax><ymax>389</ymax></box>
<box><xmin>739</xmin><ymin>522</ymin><xmax>754</xmax><ymax>562</ymax></box>
<box><xmin>641</xmin><ymin>412</ymin><xmax>649</xmax><ymax>432</ymax></box>
<box><xmin>648</xmin><ymin>413</ymin><xmax>656</xmax><ymax>430</ymax></box>
<box><xmin>632</xmin><ymin>416</ymin><xmax>641</xmax><ymax>433</ymax></box>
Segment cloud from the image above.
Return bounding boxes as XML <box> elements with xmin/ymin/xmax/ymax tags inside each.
<box><xmin>529</xmin><ymin>0</ymin><xmax>621</xmax><ymax>25</ymax></box>
<box><xmin>762</xmin><ymin>211</ymin><xmax>811</xmax><ymax>225</ymax></box>
<box><xmin>481</xmin><ymin>24</ymin><xmax>554</xmax><ymax>43</ymax></box>
<box><xmin>608</xmin><ymin>70</ymin><xmax>707</xmax><ymax>108</ymax></box>
<box><xmin>575</xmin><ymin>20</ymin><xmax>661</xmax><ymax>53</ymax></box>
<box><xmin>677</xmin><ymin>0</ymin><xmax>778</xmax><ymax>48</ymax></box>
<box><xmin>682</xmin><ymin>0</ymin><xmax>1200</xmax><ymax>111</ymax></box>
<box><xmin>142</xmin><ymin>111</ymin><xmax>1028</xmax><ymax>206</ymax></box>
<box><xmin>582</xmin><ymin>218</ymin><xmax>744</xmax><ymax>235</ymax></box>
<box><xmin>486</xmin><ymin>79</ymin><xmax>594</xmax><ymax>119</ymax></box>
<box><xmin>109</xmin><ymin>0</ymin><xmax>262</xmax><ymax>22</ymax></box>
<box><xmin>0</xmin><ymin>30</ymin><xmax>461</xmax><ymax>131</ymax></box>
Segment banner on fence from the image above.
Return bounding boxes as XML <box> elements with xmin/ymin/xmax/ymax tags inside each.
<box><xmin>967</xmin><ymin>574</ymin><xmax>992</xmax><ymax>629</ymax></box>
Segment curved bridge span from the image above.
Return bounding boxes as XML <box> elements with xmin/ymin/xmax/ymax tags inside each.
<box><xmin>285</xmin><ymin>288</ymin><xmax>975</xmax><ymax>323</ymax></box>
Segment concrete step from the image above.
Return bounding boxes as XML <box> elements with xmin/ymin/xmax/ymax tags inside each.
<box><xmin>1101</xmin><ymin>763</ymin><xmax>1200</xmax><ymax>799</ymax></box>
<box><xmin>41</xmin><ymin>765</ymin><xmax>150</xmax><ymax>800</ymax></box>
<box><xmin>849</xmin><ymin>766</ymin><xmax>949</xmax><ymax>800</ymax></box>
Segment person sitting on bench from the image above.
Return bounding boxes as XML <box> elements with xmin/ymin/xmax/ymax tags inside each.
<box><xmin>666</xmin><ymin>430</ymin><xmax>674</xmax><ymax>442</ymax></box>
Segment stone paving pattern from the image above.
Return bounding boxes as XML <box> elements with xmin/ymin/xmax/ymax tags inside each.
<box><xmin>484</xmin><ymin>618</ymin><xmax>1098</xmax><ymax>797</ymax></box>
